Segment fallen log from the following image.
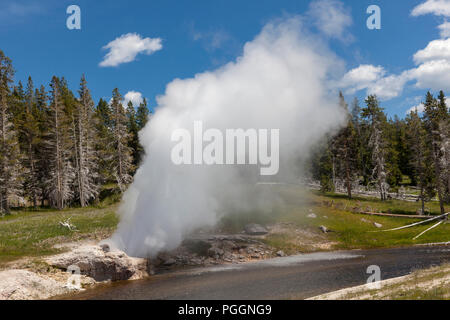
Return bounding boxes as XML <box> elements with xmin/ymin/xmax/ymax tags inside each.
<box><xmin>369</xmin><ymin>212</ymin><xmax>449</xmax><ymax>233</ymax></box>
<box><xmin>355</xmin><ymin>211</ymin><xmax>431</xmax><ymax>219</ymax></box>
<box><xmin>413</xmin><ymin>220</ymin><xmax>445</xmax><ymax>240</ymax></box>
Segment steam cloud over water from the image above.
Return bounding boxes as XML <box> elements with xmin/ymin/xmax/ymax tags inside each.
<box><xmin>111</xmin><ymin>18</ymin><xmax>346</xmax><ymax>257</ymax></box>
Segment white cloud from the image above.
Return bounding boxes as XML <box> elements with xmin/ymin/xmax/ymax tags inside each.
<box><xmin>308</xmin><ymin>0</ymin><xmax>353</xmax><ymax>41</ymax></box>
<box><xmin>340</xmin><ymin>65</ymin><xmax>410</xmax><ymax>100</ymax></box>
<box><xmin>341</xmin><ymin>33</ymin><xmax>450</xmax><ymax>98</ymax></box>
<box><xmin>99</xmin><ymin>33</ymin><xmax>162</xmax><ymax>67</ymax></box>
<box><xmin>409</xmin><ymin>2</ymin><xmax>450</xmax><ymax>91</ymax></box>
<box><xmin>367</xmin><ymin>72</ymin><xmax>411</xmax><ymax>100</ymax></box>
<box><xmin>411</xmin><ymin>59</ymin><xmax>450</xmax><ymax>90</ymax></box>
<box><xmin>413</xmin><ymin>38</ymin><xmax>450</xmax><ymax>63</ymax></box>
<box><xmin>341</xmin><ymin>65</ymin><xmax>385</xmax><ymax>93</ymax></box>
<box><xmin>410</xmin><ymin>37</ymin><xmax>450</xmax><ymax>91</ymax></box>
<box><xmin>123</xmin><ymin>91</ymin><xmax>144</xmax><ymax>107</ymax></box>
<box><xmin>411</xmin><ymin>0</ymin><xmax>450</xmax><ymax>17</ymax></box>
<box><xmin>338</xmin><ymin>1</ymin><xmax>450</xmax><ymax>101</ymax></box>
<box><xmin>406</xmin><ymin>103</ymin><xmax>425</xmax><ymax>114</ymax></box>
<box><xmin>406</xmin><ymin>97</ymin><xmax>449</xmax><ymax>114</ymax></box>
<box><xmin>412</xmin><ymin>1</ymin><xmax>450</xmax><ymax>39</ymax></box>
<box><xmin>438</xmin><ymin>21</ymin><xmax>450</xmax><ymax>37</ymax></box>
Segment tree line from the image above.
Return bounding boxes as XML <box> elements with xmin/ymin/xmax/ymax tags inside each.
<box><xmin>0</xmin><ymin>50</ymin><xmax>149</xmax><ymax>213</ymax></box>
<box><xmin>308</xmin><ymin>91</ymin><xmax>449</xmax><ymax>214</ymax></box>
<box><xmin>1</xmin><ymin>48</ymin><xmax>449</xmax><ymax>214</ymax></box>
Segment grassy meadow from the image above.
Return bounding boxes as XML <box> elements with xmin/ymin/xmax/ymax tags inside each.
<box><xmin>1</xmin><ymin>184</ymin><xmax>448</xmax><ymax>267</ymax></box>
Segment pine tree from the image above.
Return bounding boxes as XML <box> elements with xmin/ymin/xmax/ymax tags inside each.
<box><xmin>94</xmin><ymin>98</ymin><xmax>113</xmax><ymax>183</ymax></box>
<box><xmin>350</xmin><ymin>98</ymin><xmax>365</xmax><ymax>185</ymax></box>
<box><xmin>110</xmin><ymin>88</ymin><xmax>133</xmax><ymax>192</ymax></box>
<box><xmin>391</xmin><ymin>115</ymin><xmax>412</xmax><ymax>185</ymax></box>
<box><xmin>73</xmin><ymin>75</ymin><xmax>99</xmax><ymax>207</ymax></box>
<box><xmin>437</xmin><ymin>91</ymin><xmax>450</xmax><ymax>204</ymax></box>
<box><xmin>135</xmin><ymin>98</ymin><xmax>150</xmax><ymax>165</ymax></box>
<box><xmin>35</xmin><ymin>85</ymin><xmax>50</xmax><ymax>206</ymax></box>
<box><xmin>126</xmin><ymin>100</ymin><xmax>140</xmax><ymax>172</ymax></box>
<box><xmin>334</xmin><ymin>92</ymin><xmax>357</xmax><ymax>198</ymax></box>
<box><xmin>319</xmin><ymin>140</ymin><xmax>335</xmax><ymax>193</ymax></box>
<box><xmin>44</xmin><ymin>76</ymin><xmax>74</xmax><ymax>210</ymax></box>
<box><xmin>19</xmin><ymin>76</ymin><xmax>41</xmax><ymax>207</ymax></box>
<box><xmin>136</xmin><ymin>97</ymin><xmax>150</xmax><ymax>130</ymax></box>
<box><xmin>406</xmin><ymin>109</ymin><xmax>435</xmax><ymax>214</ymax></box>
<box><xmin>384</xmin><ymin>117</ymin><xmax>403</xmax><ymax>189</ymax></box>
<box><xmin>423</xmin><ymin>92</ymin><xmax>447</xmax><ymax>214</ymax></box>
<box><xmin>362</xmin><ymin>95</ymin><xmax>389</xmax><ymax>201</ymax></box>
<box><xmin>0</xmin><ymin>50</ymin><xmax>23</xmax><ymax>213</ymax></box>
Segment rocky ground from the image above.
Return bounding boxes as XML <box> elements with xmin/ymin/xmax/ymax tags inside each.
<box><xmin>0</xmin><ymin>222</ymin><xmax>335</xmax><ymax>300</ymax></box>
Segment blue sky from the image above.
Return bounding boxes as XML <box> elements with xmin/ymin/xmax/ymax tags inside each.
<box><xmin>0</xmin><ymin>0</ymin><xmax>449</xmax><ymax>117</ymax></box>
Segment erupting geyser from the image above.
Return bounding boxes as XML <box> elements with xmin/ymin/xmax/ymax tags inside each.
<box><xmin>110</xmin><ymin>17</ymin><xmax>346</xmax><ymax>257</ymax></box>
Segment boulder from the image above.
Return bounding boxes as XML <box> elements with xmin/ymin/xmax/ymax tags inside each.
<box><xmin>207</xmin><ymin>246</ymin><xmax>225</xmax><ymax>258</ymax></box>
<box><xmin>373</xmin><ymin>222</ymin><xmax>383</xmax><ymax>228</ymax></box>
<box><xmin>182</xmin><ymin>239</ymin><xmax>212</xmax><ymax>256</ymax></box>
<box><xmin>100</xmin><ymin>243</ymin><xmax>110</xmax><ymax>253</ymax></box>
<box><xmin>276</xmin><ymin>250</ymin><xmax>286</xmax><ymax>257</ymax></box>
<box><xmin>244</xmin><ymin>223</ymin><xmax>268</xmax><ymax>235</ymax></box>
<box><xmin>162</xmin><ymin>258</ymin><xmax>176</xmax><ymax>266</ymax></box>
<box><xmin>45</xmin><ymin>245</ymin><xmax>148</xmax><ymax>282</ymax></box>
<box><xmin>221</xmin><ymin>240</ymin><xmax>238</xmax><ymax>251</ymax></box>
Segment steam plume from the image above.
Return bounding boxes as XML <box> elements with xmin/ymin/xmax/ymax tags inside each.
<box><xmin>111</xmin><ymin>17</ymin><xmax>346</xmax><ymax>257</ymax></box>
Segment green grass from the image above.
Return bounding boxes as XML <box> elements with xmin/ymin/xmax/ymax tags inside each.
<box><xmin>0</xmin><ymin>204</ymin><xmax>119</xmax><ymax>266</ymax></box>
<box><xmin>220</xmin><ymin>185</ymin><xmax>450</xmax><ymax>252</ymax></box>
<box><xmin>393</xmin><ymin>287</ymin><xmax>447</xmax><ymax>300</ymax></box>
<box><xmin>0</xmin><ymin>183</ymin><xmax>448</xmax><ymax>267</ymax></box>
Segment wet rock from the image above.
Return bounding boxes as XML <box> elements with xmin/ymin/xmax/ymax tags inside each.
<box><xmin>319</xmin><ymin>225</ymin><xmax>329</xmax><ymax>233</ymax></box>
<box><xmin>182</xmin><ymin>239</ymin><xmax>212</xmax><ymax>256</ymax></box>
<box><xmin>276</xmin><ymin>250</ymin><xmax>286</xmax><ymax>257</ymax></box>
<box><xmin>320</xmin><ymin>225</ymin><xmax>335</xmax><ymax>233</ymax></box>
<box><xmin>163</xmin><ymin>258</ymin><xmax>176</xmax><ymax>266</ymax></box>
<box><xmin>45</xmin><ymin>245</ymin><xmax>148</xmax><ymax>282</ymax></box>
<box><xmin>207</xmin><ymin>247</ymin><xmax>224</xmax><ymax>258</ymax></box>
<box><xmin>100</xmin><ymin>243</ymin><xmax>110</xmax><ymax>253</ymax></box>
<box><xmin>221</xmin><ymin>240</ymin><xmax>238</xmax><ymax>251</ymax></box>
<box><xmin>244</xmin><ymin>224</ymin><xmax>268</xmax><ymax>235</ymax></box>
